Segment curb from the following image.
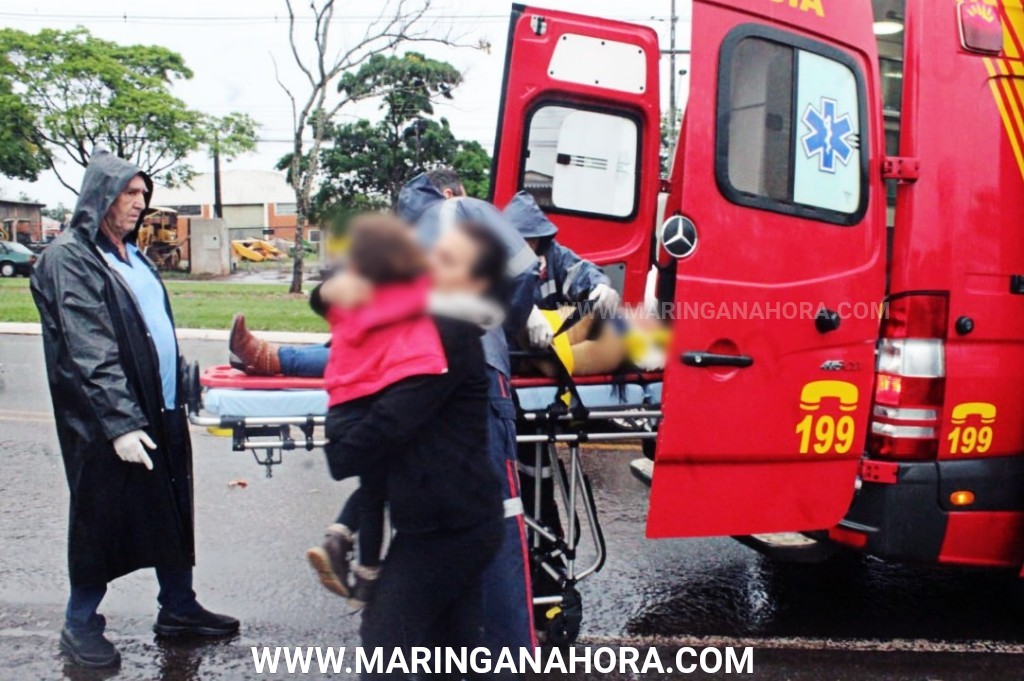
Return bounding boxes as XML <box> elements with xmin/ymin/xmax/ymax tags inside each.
<box><xmin>0</xmin><ymin>322</ymin><xmax>329</xmax><ymax>345</ymax></box>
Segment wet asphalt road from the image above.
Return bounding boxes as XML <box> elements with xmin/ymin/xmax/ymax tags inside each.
<box><xmin>2</xmin><ymin>334</ymin><xmax>1024</xmax><ymax>679</ymax></box>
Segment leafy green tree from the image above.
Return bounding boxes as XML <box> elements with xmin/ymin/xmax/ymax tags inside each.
<box><xmin>0</xmin><ymin>27</ymin><xmax>254</xmax><ymax>192</ymax></box>
<box><xmin>42</xmin><ymin>202</ymin><xmax>72</xmax><ymax>222</ymax></box>
<box><xmin>305</xmin><ymin>52</ymin><xmax>490</xmax><ymax>233</ymax></box>
<box><xmin>0</xmin><ymin>78</ymin><xmax>45</xmax><ymax>181</ymax></box>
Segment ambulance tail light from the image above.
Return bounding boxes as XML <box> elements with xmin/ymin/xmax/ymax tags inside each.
<box><xmin>867</xmin><ymin>294</ymin><xmax>949</xmax><ymax>461</ymax></box>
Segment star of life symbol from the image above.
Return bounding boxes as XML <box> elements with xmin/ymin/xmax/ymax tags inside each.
<box><xmin>801</xmin><ymin>97</ymin><xmax>858</xmax><ymax>174</ymax></box>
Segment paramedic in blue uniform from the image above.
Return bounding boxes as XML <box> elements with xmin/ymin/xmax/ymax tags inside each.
<box><xmin>504</xmin><ymin>190</ymin><xmax>619</xmax><ymax>319</ymax></box>
<box><xmin>399</xmin><ymin>173</ymin><xmax>541</xmax><ymax>651</ymax></box>
<box><xmin>30</xmin><ymin>151</ymin><xmax>239</xmax><ymax>670</ymax></box>
<box><xmin>503</xmin><ymin>190</ymin><xmax>621</xmax><ymax>621</ymax></box>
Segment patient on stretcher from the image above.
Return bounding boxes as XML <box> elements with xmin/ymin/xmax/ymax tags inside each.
<box><xmin>504</xmin><ymin>191</ymin><xmax>667</xmax><ymax>377</ymax></box>
<box><xmin>227</xmin><ymin>190</ymin><xmax>670</xmax><ymax>380</ymax></box>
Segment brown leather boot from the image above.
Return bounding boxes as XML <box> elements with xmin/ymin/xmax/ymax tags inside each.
<box><xmin>229</xmin><ymin>314</ymin><xmax>281</xmax><ymax>376</ymax></box>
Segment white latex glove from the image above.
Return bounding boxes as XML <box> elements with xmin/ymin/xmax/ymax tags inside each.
<box><xmin>588</xmin><ymin>283</ymin><xmax>621</xmax><ymax>317</ymax></box>
<box><xmin>112</xmin><ymin>430</ymin><xmax>156</xmax><ymax>470</ymax></box>
<box><xmin>527</xmin><ymin>306</ymin><xmax>554</xmax><ymax>348</ymax></box>
<box><xmin>633</xmin><ymin>345</ymin><xmax>666</xmax><ymax>372</ymax></box>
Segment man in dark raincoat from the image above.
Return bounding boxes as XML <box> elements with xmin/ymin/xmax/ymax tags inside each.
<box><xmin>31</xmin><ymin>151</ymin><xmax>238</xmax><ymax>669</ymax></box>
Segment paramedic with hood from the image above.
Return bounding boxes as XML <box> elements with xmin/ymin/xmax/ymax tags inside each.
<box><xmin>30</xmin><ymin>151</ymin><xmax>239</xmax><ymax>670</ymax></box>
<box><xmin>398</xmin><ymin>173</ymin><xmax>540</xmax><ymax>651</ymax></box>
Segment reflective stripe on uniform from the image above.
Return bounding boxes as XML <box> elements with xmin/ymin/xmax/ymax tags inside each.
<box><xmin>538</xmin><ymin>279</ymin><xmax>558</xmax><ymax>299</ymax></box>
<box><xmin>563</xmin><ymin>260</ymin><xmax>585</xmax><ymax>294</ymax></box>
<box><xmin>516</xmin><ymin>462</ymin><xmax>553</xmax><ymax>479</ymax></box>
<box><xmin>507</xmin><ymin>244</ymin><xmax>537</xmax><ymax>277</ymax></box>
<box><xmin>504</xmin><ymin>496</ymin><xmax>524</xmax><ymax>518</ymax></box>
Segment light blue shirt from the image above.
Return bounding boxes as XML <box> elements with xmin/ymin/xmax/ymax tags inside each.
<box><xmin>102</xmin><ymin>243</ymin><xmax>177</xmax><ymax>409</ymax></box>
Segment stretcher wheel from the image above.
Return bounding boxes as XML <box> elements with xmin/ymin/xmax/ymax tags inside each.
<box><xmin>642</xmin><ymin>437</ymin><xmax>656</xmax><ymax>461</ymax></box>
<box><xmin>183</xmin><ymin>360</ymin><xmax>201</xmax><ymax>415</ymax></box>
<box><xmin>544</xmin><ymin>586</ymin><xmax>582</xmax><ymax>646</ymax></box>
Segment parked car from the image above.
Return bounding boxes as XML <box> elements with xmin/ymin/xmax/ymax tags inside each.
<box><xmin>0</xmin><ymin>240</ymin><xmax>37</xmax><ymax>277</ymax></box>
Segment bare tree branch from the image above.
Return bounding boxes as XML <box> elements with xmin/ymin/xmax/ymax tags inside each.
<box><xmin>275</xmin><ymin>0</ymin><xmax>480</xmax><ymax>292</ymax></box>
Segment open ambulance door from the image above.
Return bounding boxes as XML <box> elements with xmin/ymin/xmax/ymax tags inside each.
<box><xmin>647</xmin><ymin>0</ymin><xmax>888</xmax><ymax>538</ymax></box>
<box><xmin>489</xmin><ymin>5</ymin><xmax>661</xmax><ymax>304</ymax></box>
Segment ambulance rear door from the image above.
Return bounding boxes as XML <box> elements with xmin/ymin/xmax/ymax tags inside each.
<box><xmin>489</xmin><ymin>4</ymin><xmax>662</xmax><ymax>304</ymax></box>
<box><xmin>648</xmin><ymin>0</ymin><xmax>888</xmax><ymax>537</ymax></box>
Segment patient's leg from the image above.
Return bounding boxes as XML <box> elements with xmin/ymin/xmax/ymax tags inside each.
<box><xmin>569</xmin><ymin>325</ymin><xmax>627</xmax><ymax>376</ymax></box>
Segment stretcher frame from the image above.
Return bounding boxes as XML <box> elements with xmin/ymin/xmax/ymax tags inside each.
<box><xmin>182</xmin><ymin>359</ymin><xmax>663</xmax><ymax>644</ymax></box>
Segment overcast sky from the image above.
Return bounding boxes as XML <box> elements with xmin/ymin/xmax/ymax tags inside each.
<box><xmin>3</xmin><ymin>1</ymin><xmax>692</xmax><ymax>207</ymax></box>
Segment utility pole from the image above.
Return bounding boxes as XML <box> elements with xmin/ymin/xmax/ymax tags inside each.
<box><xmin>212</xmin><ymin>131</ymin><xmax>223</xmax><ymax>220</ymax></box>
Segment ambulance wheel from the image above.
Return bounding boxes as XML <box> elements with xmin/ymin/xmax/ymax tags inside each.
<box><xmin>544</xmin><ymin>587</ymin><xmax>582</xmax><ymax>646</ymax></box>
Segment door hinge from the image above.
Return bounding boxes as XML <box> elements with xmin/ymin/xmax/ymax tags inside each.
<box><xmin>881</xmin><ymin>156</ymin><xmax>920</xmax><ymax>183</ymax></box>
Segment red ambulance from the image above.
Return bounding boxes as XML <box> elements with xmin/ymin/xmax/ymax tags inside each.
<box><xmin>490</xmin><ymin>0</ymin><xmax>1024</xmax><ymax>570</ymax></box>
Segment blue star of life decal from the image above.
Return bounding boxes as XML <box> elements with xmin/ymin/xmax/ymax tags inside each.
<box><xmin>800</xmin><ymin>97</ymin><xmax>858</xmax><ymax>174</ymax></box>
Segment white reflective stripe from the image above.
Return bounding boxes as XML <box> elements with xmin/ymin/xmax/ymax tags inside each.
<box><xmin>507</xmin><ymin>244</ymin><xmax>538</xmax><ymax>277</ymax></box>
<box><xmin>504</xmin><ymin>497</ymin><xmax>524</xmax><ymax>518</ymax></box>
<box><xmin>563</xmin><ymin>260</ymin><xmax>584</xmax><ymax>292</ymax></box>
<box><xmin>871</xmin><ymin>421</ymin><xmax>936</xmax><ymax>439</ymax></box>
<box><xmin>517</xmin><ymin>462</ymin><xmax>553</xmax><ymax>479</ymax></box>
<box><xmin>438</xmin><ymin>197</ymin><xmax>461</xmax><ymax>232</ymax></box>
<box><xmin>538</xmin><ymin>280</ymin><xmax>558</xmax><ymax>299</ymax></box>
<box><xmin>872</xmin><ymin>405</ymin><xmax>938</xmax><ymax>422</ymax></box>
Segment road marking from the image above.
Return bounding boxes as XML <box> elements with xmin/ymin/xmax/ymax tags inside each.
<box><xmin>0</xmin><ymin>409</ymin><xmax>53</xmax><ymax>423</ymax></box>
<box><xmin>582</xmin><ymin>634</ymin><xmax>1024</xmax><ymax>654</ymax></box>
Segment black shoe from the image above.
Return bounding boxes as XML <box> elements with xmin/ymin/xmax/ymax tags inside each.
<box><xmin>60</xmin><ymin>625</ymin><xmax>121</xmax><ymax>669</ymax></box>
<box><xmin>153</xmin><ymin>606</ymin><xmax>240</xmax><ymax>638</ymax></box>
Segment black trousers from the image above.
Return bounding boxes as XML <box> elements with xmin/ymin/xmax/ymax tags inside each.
<box><xmin>360</xmin><ymin>518</ymin><xmax>503</xmax><ymax>680</ymax></box>
<box><xmin>335</xmin><ymin>468</ymin><xmax>387</xmax><ymax>568</ymax></box>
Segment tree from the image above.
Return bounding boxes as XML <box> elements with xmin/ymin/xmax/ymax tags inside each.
<box><xmin>42</xmin><ymin>202</ymin><xmax>72</xmax><ymax>222</ymax></box>
<box><xmin>273</xmin><ymin>0</ymin><xmax>471</xmax><ymax>293</ymax></box>
<box><xmin>0</xmin><ymin>78</ymin><xmax>45</xmax><ymax>181</ymax></box>
<box><xmin>307</xmin><ymin>52</ymin><xmax>489</xmax><ymax>226</ymax></box>
<box><xmin>0</xmin><ymin>27</ymin><xmax>254</xmax><ymax>192</ymax></box>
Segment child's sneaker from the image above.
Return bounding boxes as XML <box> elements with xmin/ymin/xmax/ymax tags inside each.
<box><xmin>347</xmin><ymin>565</ymin><xmax>381</xmax><ymax>611</ymax></box>
<box><xmin>306</xmin><ymin>524</ymin><xmax>354</xmax><ymax>597</ymax></box>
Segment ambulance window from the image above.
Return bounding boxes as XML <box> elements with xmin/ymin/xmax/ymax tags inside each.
<box><xmin>521</xmin><ymin>104</ymin><xmax>639</xmax><ymax>219</ymax></box>
<box><xmin>717</xmin><ymin>30</ymin><xmax>868</xmax><ymax>226</ymax></box>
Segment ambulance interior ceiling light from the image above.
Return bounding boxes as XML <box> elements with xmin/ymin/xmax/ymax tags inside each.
<box><xmin>874</xmin><ymin>10</ymin><xmax>904</xmax><ymax>36</ymax></box>
<box><xmin>873</xmin><ymin>20</ymin><xmax>904</xmax><ymax>36</ymax></box>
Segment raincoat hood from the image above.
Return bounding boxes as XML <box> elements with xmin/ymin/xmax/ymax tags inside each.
<box><xmin>414</xmin><ymin>195</ymin><xmax>539</xmax><ymax>378</ymax></box>
<box><xmin>397</xmin><ymin>173</ymin><xmax>446</xmax><ymax>224</ymax></box>
<box><xmin>503</xmin><ymin>191</ymin><xmax>558</xmax><ymax>239</ymax></box>
<box><xmin>71</xmin><ymin>150</ymin><xmax>153</xmax><ymax>243</ymax></box>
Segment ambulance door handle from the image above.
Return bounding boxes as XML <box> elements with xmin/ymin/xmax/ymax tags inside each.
<box><xmin>681</xmin><ymin>352</ymin><xmax>753</xmax><ymax>369</ymax></box>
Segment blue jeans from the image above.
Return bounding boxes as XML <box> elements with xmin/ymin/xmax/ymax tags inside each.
<box><xmin>279</xmin><ymin>344</ymin><xmax>329</xmax><ymax>377</ymax></box>
<box><xmin>65</xmin><ymin>567</ymin><xmax>199</xmax><ymax>633</ymax></box>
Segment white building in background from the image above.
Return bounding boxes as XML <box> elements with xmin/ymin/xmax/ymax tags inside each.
<box><xmin>153</xmin><ymin>169</ymin><xmax>314</xmax><ymax>242</ymax></box>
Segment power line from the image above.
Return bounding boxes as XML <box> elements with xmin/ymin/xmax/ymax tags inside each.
<box><xmin>0</xmin><ymin>10</ymin><xmax>691</xmax><ymax>26</ymax></box>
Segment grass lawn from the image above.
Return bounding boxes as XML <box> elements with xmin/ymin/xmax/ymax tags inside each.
<box><xmin>0</xmin><ymin>277</ymin><xmax>327</xmax><ymax>333</ymax></box>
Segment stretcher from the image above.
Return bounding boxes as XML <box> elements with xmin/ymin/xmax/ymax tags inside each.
<box><xmin>182</xmin><ymin>357</ymin><xmax>663</xmax><ymax>645</ymax></box>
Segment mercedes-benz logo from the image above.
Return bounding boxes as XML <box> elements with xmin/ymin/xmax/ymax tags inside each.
<box><xmin>660</xmin><ymin>215</ymin><xmax>698</xmax><ymax>259</ymax></box>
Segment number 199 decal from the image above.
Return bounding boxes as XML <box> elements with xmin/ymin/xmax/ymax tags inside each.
<box><xmin>948</xmin><ymin>402</ymin><xmax>996</xmax><ymax>455</ymax></box>
<box><xmin>796</xmin><ymin>380</ymin><xmax>859</xmax><ymax>455</ymax></box>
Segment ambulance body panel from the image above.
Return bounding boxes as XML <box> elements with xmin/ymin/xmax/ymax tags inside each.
<box><xmin>494</xmin><ymin>0</ymin><xmax>1024</xmax><ymax>572</ymax></box>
